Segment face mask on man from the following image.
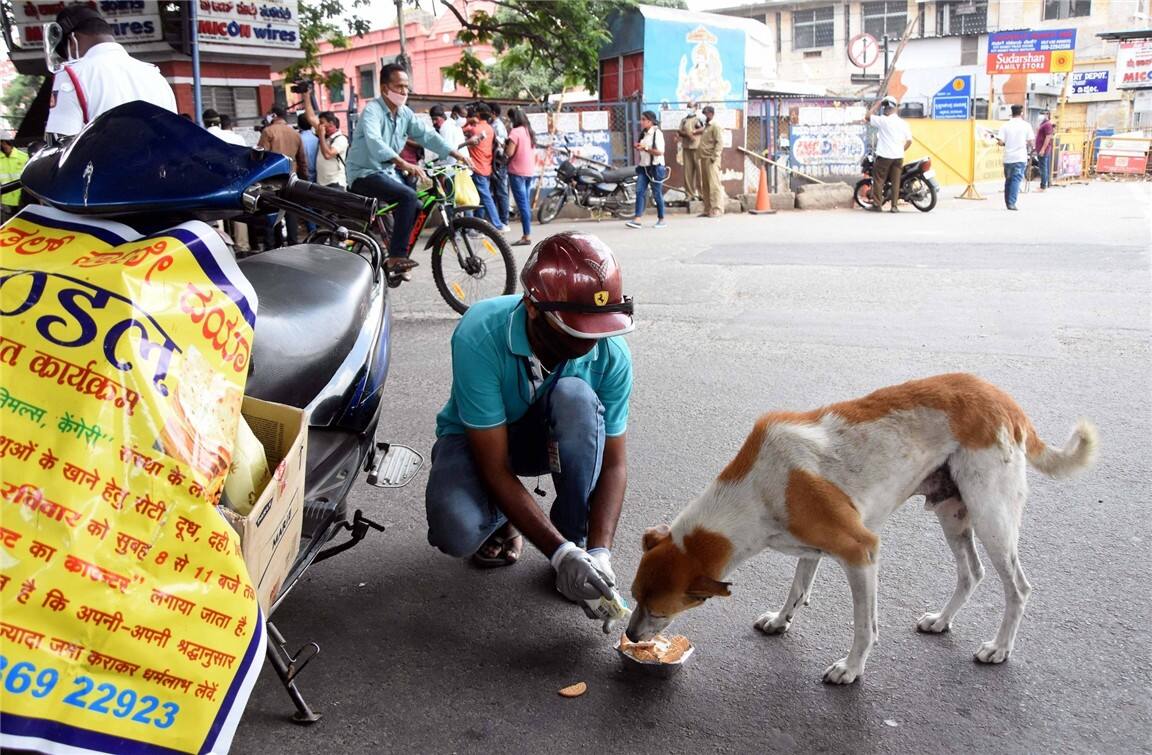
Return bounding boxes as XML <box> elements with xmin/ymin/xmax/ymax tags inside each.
<box><xmin>385</xmin><ymin>88</ymin><xmax>408</xmax><ymax>109</ymax></box>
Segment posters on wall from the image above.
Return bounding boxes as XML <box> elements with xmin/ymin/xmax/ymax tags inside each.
<box><xmin>788</xmin><ymin>123</ymin><xmax>868</xmax><ymax>181</ymax></box>
<box><xmin>642</xmin><ymin>19</ymin><xmax>745</xmax><ymax>108</ymax></box>
<box><xmin>534</xmin><ymin>131</ymin><xmax>615</xmax><ymax>190</ymax></box>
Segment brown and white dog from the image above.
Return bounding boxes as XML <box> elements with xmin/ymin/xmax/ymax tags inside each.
<box><xmin>627</xmin><ymin>373</ymin><xmax>1097</xmax><ymax>684</ymax></box>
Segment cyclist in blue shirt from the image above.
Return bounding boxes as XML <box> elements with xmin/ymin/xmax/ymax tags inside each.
<box><xmin>426</xmin><ymin>233</ymin><xmax>635</xmax><ymax>618</ymax></box>
<box><xmin>345</xmin><ymin>63</ymin><xmax>472</xmax><ymax>276</ymax></box>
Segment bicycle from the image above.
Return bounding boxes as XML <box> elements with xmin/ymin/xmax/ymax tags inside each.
<box><xmin>316</xmin><ymin>164</ymin><xmax>517</xmax><ymax>315</ymax></box>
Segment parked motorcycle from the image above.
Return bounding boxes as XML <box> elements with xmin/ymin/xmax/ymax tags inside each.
<box><xmin>853</xmin><ymin>153</ymin><xmax>941</xmax><ymax>212</ymax></box>
<box><xmin>536</xmin><ymin>148</ymin><xmax>642</xmax><ymax>224</ymax></box>
<box><xmin>17</xmin><ymin>101</ymin><xmax>420</xmax><ymax>724</ymax></box>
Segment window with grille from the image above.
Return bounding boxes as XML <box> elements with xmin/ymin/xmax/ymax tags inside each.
<box><xmin>1043</xmin><ymin>0</ymin><xmax>1090</xmax><ymax>19</ymax></box>
<box><xmin>937</xmin><ymin>1</ymin><xmax>988</xmax><ymax>36</ymax></box>
<box><xmin>862</xmin><ymin>1</ymin><xmax>907</xmax><ymax>40</ymax></box>
<box><xmin>960</xmin><ymin>35</ymin><xmax>979</xmax><ymax>65</ymax></box>
<box><xmin>358</xmin><ymin>65</ymin><xmax>375</xmax><ymax>99</ymax></box>
<box><xmin>327</xmin><ymin>72</ymin><xmax>345</xmax><ymax>104</ymax></box>
<box><xmin>793</xmin><ymin>6</ymin><xmax>835</xmax><ymax>50</ymax></box>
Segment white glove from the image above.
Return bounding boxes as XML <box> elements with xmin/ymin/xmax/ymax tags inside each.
<box><xmin>586</xmin><ymin>547</ymin><xmax>615</xmax><ymax>588</ymax></box>
<box><xmin>551</xmin><ymin>542</ymin><xmax>613</xmax><ymax>603</ymax></box>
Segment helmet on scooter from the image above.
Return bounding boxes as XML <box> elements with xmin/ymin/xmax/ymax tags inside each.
<box><xmin>520</xmin><ymin>232</ymin><xmax>634</xmax><ymax>339</ymax></box>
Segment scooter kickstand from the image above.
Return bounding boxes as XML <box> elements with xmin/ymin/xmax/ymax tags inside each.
<box><xmin>266</xmin><ymin>621</ymin><xmax>323</xmax><ymax>724</ymax></box>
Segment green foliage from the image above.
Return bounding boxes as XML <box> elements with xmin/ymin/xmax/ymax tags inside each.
<box><xmin>439</xmin><ymin>0</ymin><xmax>688</xmax><ymax>101</ymax></box>
<box><xmin>1</xmin><ymin>74</ymin><xmax>42</xmax><ymax>131</ymax></box>
<box><xmin>287</xmin><ymin>0</ymin><xmax>373</xmax><ymax>89</ymax></box>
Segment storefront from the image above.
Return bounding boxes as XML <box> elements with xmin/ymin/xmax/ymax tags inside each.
<box><xmin>2</xmin><ymin>0</ymin><xmax>304</xmax><ymax>136</ymax></box>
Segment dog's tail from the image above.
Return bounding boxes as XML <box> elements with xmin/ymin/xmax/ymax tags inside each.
<box><xmin>1026</xmin><ymin>419</ymin><xmax>1099</xmax><ymax>479</ymax></box>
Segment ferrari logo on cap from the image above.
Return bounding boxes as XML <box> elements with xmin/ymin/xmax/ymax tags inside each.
<box><xmin>594</xmin><ymin>290</ymin><xmax>609</xmax><ymax>306</ymax></box>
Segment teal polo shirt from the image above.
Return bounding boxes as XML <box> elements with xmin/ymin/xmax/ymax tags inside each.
<box><xmin>435</xmin><ymin>295</ymin><xmax>633</xmax><ymax>438</ymax></box>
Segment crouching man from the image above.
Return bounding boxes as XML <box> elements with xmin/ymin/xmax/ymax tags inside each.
<box><xmin>425</xmin><ymin>233</ymin><xmax>635</xmax><ymax>619</ymax></box>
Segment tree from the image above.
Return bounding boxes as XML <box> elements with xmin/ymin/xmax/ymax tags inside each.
<box><xmin>286</xmin><ymin>0</ymin><xmax>374</xmax><ymax>91</ymax></box>
<box><xmin>1</xmin><ymin>74</ymin><xmax>42</xmax><ymax>132</ymax></box>
<box><xmin>440</xmin><ymin>0</ymin><xmax>687</xmax><ymax>100</ymax></box>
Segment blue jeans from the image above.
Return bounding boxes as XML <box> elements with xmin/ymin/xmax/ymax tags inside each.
<box><xmin>509</xmin><ymin>174</ymin><xmax>534</xmax><ymax>238</ymax></box>
<box><xmin>491</xmin><ymin>162</ymin><xmax>510</xmax><ymax>226</ymax></box>
<box><xmin>349</xmin><ymin>173</ymin><xmax>418</xmax><ymax>259</ymax></box>
<box><xmin>634</xmin><ymin>165</ymin><xmax>667</xmax><ymax>219</ymax></box>
<box><xmin>1038</xmin><ymin>152</ymin><xmax>1051</xmax><ymax>189</ymax></box>
<box><xmin>472</xmin><ymin>173</ymin><xmax>503</xmax><ymax>229</ymax></box>
<box><xmin>425</xmin><ymin>377</ymin><xmax>606</xmax><ymax>557</ymax></box>
<box><xmin>1004</xmin><ymin>162</ymin><xmax>1025</xmax><ymax>208</ymax></box>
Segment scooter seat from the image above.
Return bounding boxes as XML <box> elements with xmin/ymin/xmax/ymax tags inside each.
<box><xmin>238</xmin><ymin>245</ymin><xmax>373</xmax><ymax>409</ymax></box>
<box><xmin>600</xmin><ymin>167</ymin><xmax>634</xmax><ymax>183</ymax></box>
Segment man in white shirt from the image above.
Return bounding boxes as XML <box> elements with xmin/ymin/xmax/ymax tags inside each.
<box><xmin>864</xmin><ymin>95</ymin><xmax>912</xmax><ymax>212</ymax></box>
<box><xmin>203</xmin><ymin>109</ymin><xmax>247</xmax><ymax>146</ymax></box>
<box><xmin>300</xmin><ymin>91</ymin><xmax>348</xmax><ymax>188</ymax></box>
<box><xmin>996</xmin><ymin>104</ymin><xmax>1035</xmax><ymax>211</ymax></box>
<box><xmin>426</xmin><ymin>105</ymin><xmax>466</xmax><ymax>165</ymax></box>
<box><xmin>45</xmin><ymin>5</ymin><xmax>176</xmax><ymax>139</ymax></box>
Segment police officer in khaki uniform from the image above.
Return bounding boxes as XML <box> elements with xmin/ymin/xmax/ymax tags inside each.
<box><xmin>677</xmin><ymin>103</ymin><xmax>703</xmax><ymax>201</ymax></box>
<box><xmin>698</xmin><ymin>106</ymin><xmax>725</xmax><ymax>217</ymax></box>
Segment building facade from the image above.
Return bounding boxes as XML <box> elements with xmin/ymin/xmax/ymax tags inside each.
<box><xmin>718</xmin><ymin>0</ymin><xmax>1152</xmax><ymax>129</ymax></box>
<box><xmin>2</xmin><ymin>0</ymin><xmax>306</xmax><ymax>134</ymax></box>
<box><xmin>276</xmin><ymin>0</ymin><xmax>498</xmax><ymax>120</ymax></box>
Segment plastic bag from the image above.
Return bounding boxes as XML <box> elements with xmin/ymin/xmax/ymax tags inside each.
<box><xmin>453</xmin><ymin>169</ymin><xmax>481</xmax><ymax>208</ymax></box>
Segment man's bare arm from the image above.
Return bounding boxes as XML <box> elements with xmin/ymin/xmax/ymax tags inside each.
<box><xmin>587</xmin><ymin>435</ymin><xmax>627</xmax><ymax>551</ymax></box>
<box><xmin>465</xmin><ymin>426</ymin><xmax>565</xmax><ymax>556</ymax></box>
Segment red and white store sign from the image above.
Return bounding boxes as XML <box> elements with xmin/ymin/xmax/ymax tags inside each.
<box><xmin>11</xmin><ymin>0</ymin><xmax>299</xmax><ymax>50</ymax></box>
<box><xmin>197</xmin><ymin>0</ymin><xmax>299</xmax><ymax>49</ymax></box>
<box><xmin>12</xmin><ymin>1</ymin><xmax>162</xmax><ymax>45</ymax></box>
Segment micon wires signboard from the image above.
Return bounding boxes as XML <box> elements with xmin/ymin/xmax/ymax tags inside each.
<box><xmin>1115</xmin><ymin>39</ymin><xmax>1152</xmax><ymax>90</ymax></box>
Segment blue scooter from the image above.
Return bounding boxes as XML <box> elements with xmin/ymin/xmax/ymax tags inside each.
<box><xmin>16</xmin><ymin>101</ymin><xmax>421</xmax><ymax>724</ymax></box>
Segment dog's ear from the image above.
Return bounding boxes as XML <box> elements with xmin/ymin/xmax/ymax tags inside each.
<box><xmin>686</xmin><ymin>575</ymin><xmax>732</xmax><ymax>599</ymax></box>
<box><xmin>642</xmin><ymin>524</ymin><xmax>671</xmax><ymax>551</ymax></box>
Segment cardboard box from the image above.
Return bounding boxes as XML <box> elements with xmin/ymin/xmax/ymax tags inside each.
<box><xmin>220</xmin><ymin>397</ymin><xmax>306</xmax><ymax>615</ymax></box>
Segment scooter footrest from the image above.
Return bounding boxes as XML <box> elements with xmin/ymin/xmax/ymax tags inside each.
<box><xmin>366</xmin><ymin>443</ymin><xmax>422</xmax><ymax>488</ymax></box>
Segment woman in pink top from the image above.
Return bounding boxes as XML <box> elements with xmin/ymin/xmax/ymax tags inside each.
<box><xmin>503</xmin><ymin>107</ymin><xmax>538</xmax><ymax>246</ymax></box>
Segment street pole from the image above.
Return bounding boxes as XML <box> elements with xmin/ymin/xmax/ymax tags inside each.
<box><xmin>395</xmin><ymin>0</ymin><xmax>410</xmax><ymax>74</ymax></box>
<box><xmin>882</xmin><ymin>35</ymin><xmax>890</xmax><ymax>78</ymax></box>
<box><xmin>190</xmin><ymin>0</ymin><xmax>202</xmax><ymax>125</ymax></box>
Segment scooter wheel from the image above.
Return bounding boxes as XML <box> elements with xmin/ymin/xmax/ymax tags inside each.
<box><xmin>853</xmin><ymin>179</ymin><xmax>873</xmax><ymax>209</ymax></box>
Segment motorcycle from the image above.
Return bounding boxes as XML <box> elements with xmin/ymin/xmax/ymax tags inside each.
<box><xmin>16</xmin><ymin>101</ymin><xmax>421</xmax><ymax>724</ymax></box>
<box><xmin>853</xmin><ymin>153</ymin><xmax>941</xmax><ymax>212</ymax></box>
<box><xmin>536</xmin><ymin>148</ymin><xmax>642</xmax><ymax>224</ymax></box>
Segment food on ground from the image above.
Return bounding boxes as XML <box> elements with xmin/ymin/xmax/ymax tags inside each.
<box><xmin>618</xmin><ymin>634</ymin><xmax>691</xmax><ymax>663</ymax></box>
<box><xmin>558</xmin><ymin>682</ymin><xmax>587</xmax><ymax>698</ymax></box>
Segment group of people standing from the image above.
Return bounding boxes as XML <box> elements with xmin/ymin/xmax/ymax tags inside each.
<box><xmin>625</xmin><ymin>103</ymin><xmax>728</xmax><ymax>230</ymax></box>
<box><xmin>426</xmin><ymin>100</ymin><xmax>540</xmax><ymax>248</ymax></box>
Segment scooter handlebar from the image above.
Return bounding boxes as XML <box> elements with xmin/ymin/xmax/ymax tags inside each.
<box><xmin>280</xmin><ymin>179</ymin><xmax>377</xmax><ymax>223</ymax></box>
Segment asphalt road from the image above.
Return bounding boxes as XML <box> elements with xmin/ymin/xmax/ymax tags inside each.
<box><xmin>233</xmin><ymin>180</ymin><xmax>1152</xmax><ymax>754</ymax></box>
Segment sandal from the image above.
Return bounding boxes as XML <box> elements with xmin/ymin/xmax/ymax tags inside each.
<box><xmin>512</xmin><ymin>237</ymin><xmax>532</xmax><ymax>247</ymax></box>
<box><xmin>385</xmin><ymin>257</ymin><xmax>420</xmax><ymax>273</ymax></box>
<box><xmin>471</xmin><ymin>525</ymin><xmax>523</xmax><ymax>569</ymax></box>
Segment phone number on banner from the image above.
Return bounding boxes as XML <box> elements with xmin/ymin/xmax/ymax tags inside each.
<box><xmin>0</xmin><ymin>655</ymin><xmax>178</xmax><ymax>729</ymax></box>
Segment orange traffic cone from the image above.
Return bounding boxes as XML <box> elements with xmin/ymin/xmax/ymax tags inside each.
<box><xmin>749</xmin><ymin>162</ymin><xmax>776</xmax><ymax>215</ymax></box>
